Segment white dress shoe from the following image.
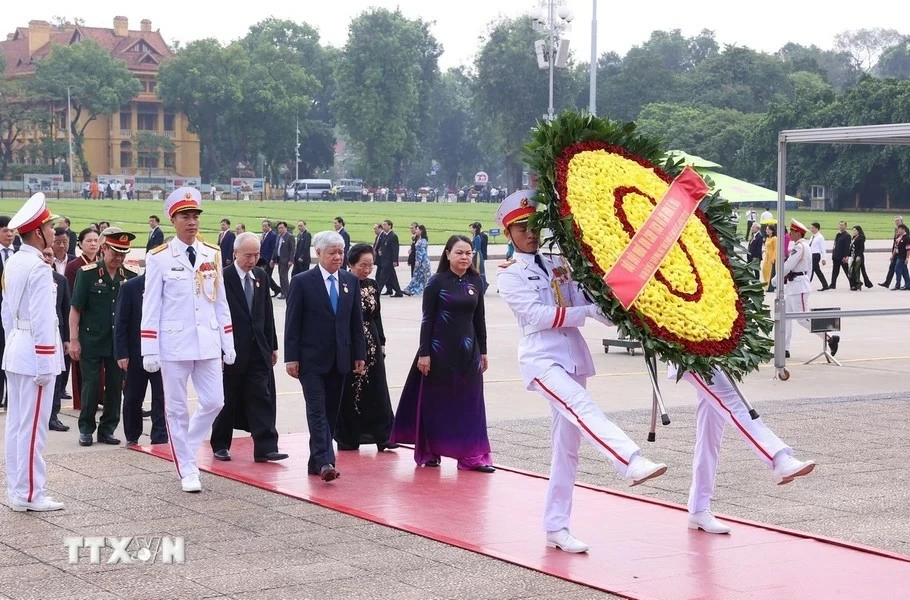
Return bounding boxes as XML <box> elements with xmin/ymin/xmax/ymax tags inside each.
<box><xmin>688</xmin><ymin>510</ymin><xmax>731</xmax><ymax>534</ymax></box>
<box><xmin>545</xmin><ymin>528</ymin><xmax>589</xmax><ymax>553</ymax></box>
<box><xmin>624</xmin><ymin>455</ymin><xmax>668</xmax><ymax>486</ymax></box>
<box><xmin>772</xmin><ymin>455</ymin><xmax>815</xmax><ymax>485</ymax></box>
<box><xmin>9</xmin><ymin>498</ymin><xmax>65</xmax><ymax>512</ymax></box>
<box><xmin>181</xmin><ymin>473</ymin><xmax>202</xmax><ymax>493</ymax></box>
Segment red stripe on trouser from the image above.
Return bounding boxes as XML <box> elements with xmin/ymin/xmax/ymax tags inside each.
<box><xmin>534</xmin><ymin>377</ymin><xmax>629</xmax><ymax>466</ymax></box>
<box><xmin>801</xmin><ymin>294</ymin><xmax>807</xmax><ymax>312</ymax></box>
<box><xmin>160</xmin><ymin>391</ymin><xmax>182</xmax><ymax>479</ymax></box>
<box><xmin>690</xmin><ymin>374</ymin><xmax>773</xmax><ymax>462</ymax></box>
<box><xmin>27</xmin><ymin>386</ymin><xmax>43</xmax><ymax>502</ymax></box>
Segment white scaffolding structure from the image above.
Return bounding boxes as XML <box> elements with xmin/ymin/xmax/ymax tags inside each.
<box><xmin>773</xmin><ymin>123</ymin><xmax>910</xmax><ymax>378</ymax></box>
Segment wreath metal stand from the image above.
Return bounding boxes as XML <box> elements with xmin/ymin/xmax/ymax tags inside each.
<box><xmin>636</xmin><ymin>345</ymin><xmax>760</xmax><ymax>443</ymax></box>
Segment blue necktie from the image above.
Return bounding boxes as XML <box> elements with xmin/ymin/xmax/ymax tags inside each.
<box><xmin>327</xmin><ymin>274</ymin><xmax>338</xmax><ymax>314</ymax></box>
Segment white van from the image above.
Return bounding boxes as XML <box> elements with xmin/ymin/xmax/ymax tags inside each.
<box><xmin>284</xmin><ymin>179</ymin><xmax>332</xmax><ymax>201</ymax></box>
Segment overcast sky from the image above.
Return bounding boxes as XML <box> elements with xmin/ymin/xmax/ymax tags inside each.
<box><xmin>3</xmin><ymin>1</ymin><xmax>908</xmax><ymax>69</ymax></box>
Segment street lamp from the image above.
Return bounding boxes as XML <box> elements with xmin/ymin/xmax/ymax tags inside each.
<box><xmin>531</xmin><ymin>0</ymin><xmax>574</xmax><ymax>122</ymax></box>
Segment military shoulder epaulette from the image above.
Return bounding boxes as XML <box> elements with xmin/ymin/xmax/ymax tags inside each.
<box><xmin>150</xmin><ymin>243</ymin><xmax>168</xmax><ymax>255</ymax></box>
<box><xmin>202</xmin><ymin>241</ymin><xmax>219</xmax><ymax>251</ymax></box>
<box><xmin>81</xmin><ymin>262</ymin><xmax>98</xmax><ymax>271</ymax></box>
<box><xmin>123</xmin><ymin>265</ymin><xmax>139</xmax><ymax>274</ymax></box>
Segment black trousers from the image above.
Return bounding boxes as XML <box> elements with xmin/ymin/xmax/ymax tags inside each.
<box><xmin>292</xmin><ymin>261</ymin><xmax>310</xmax><ymax>277</ymax></box>
<box><xmin>257</xmin><ymin>258</ymin><xmax>282</xmax><ymax>294</ymax></box>
<box><xmin>122</xmin><ymin>359</ymin><xmax>167</xmax><ymax>444</ymax></box>
<box><xmin>299</xmin><ymin>367</ymin><xmax>346</xmax><ymax>470</ymax></box>
<box><xmin>376</xmin><ymin>262</ymin><xmax>401</xmax><ymax>295</ymax></box>
<box><xmin>811</xmin><ymin>254</ymin><xmax>829</xmax><ymax>289</ymax></box>
<box><xmin>50</xmin><ymin>355</ymin><xmax>70</xmax><ymax>422</ymax></box>
<box><xmin>211</xmin><ymin>352</ymin><xmax>278</xmax><ymax>457</ymax></box>
<box><xmin>883</xmin><ymin>257</ymin><xmax>897</xmax><ymax>286</ymax></box>
<box><xmin>277</xmin><ymin>263</ymin><xmax>291</xmax><ymax>296</ymax></box>
<box><xmin>830</xmin><ymin>257</ymin><xmax>849</xmax><ymax>287</ymax></box>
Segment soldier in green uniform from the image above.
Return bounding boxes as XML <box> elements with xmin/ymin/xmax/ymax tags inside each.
<box><xmin>69</xmin><ymin>227</ymin><xmax>137</xmax><ymax>446</ymax></box>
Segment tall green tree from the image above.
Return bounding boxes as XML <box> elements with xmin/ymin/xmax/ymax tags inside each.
<box><xmin>0</xmin><ymin>56</ymin><xmax>43</xmax><ymax>180</ymax></box>
<box><xmin>876</xmin><ymin>38</ymin><xmax>910</xmax><ymax>79</ymax></box>
<box><xmin>687</xmin><ymin>46</ymin><xmax>792</xmax><ymax>113</ymax></box>
<box><xmin>332</xmin><ymin>8</ymin><xmax>440</xmax><ymax>184</ymax></box>
<box><xmin>426</xmin><ymin>67</ymin><xmax>485</xmax><ymax>189</ymax></box>
<box><xmin>474</xmin><ymin>16</ymin><xmax>582</xmax><ymax>188</ymax></box>
<box><xmin>30</xmin><ymin>40</ymin><xmax>141</xmax><ymax>179</ymax></box>
<box><xmin>835</xmin><ymin>28</ymin><xmax>905</xmax><ymax>72</ymax></box>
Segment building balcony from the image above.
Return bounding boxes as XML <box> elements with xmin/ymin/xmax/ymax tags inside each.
<box><xmin>120</xmin><ymin>129</ymin><xmax>132</xmax><ymax>138</ymax></box>
<box><xmin>164</xmin><ymin>131</ymin><xmax>176</xmax><ymax>139</ymax></box>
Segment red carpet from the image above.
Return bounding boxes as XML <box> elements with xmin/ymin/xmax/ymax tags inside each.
<box><xmin>133</xmin><ymin>434</ymin><xmax>910</xmax><ymax>599</ymax></box>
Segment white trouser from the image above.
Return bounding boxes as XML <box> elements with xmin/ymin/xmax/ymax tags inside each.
<box><xmin>682</xmin><ymin>370</ymin><xmax>790</xmax><ymax>514</ymax></box>
<box><xmin>532</xmin><ymin>365</ymin><xmax>641</xmax><ymax>532</ymax></box>
<box><xmin>784</xmin><ymin>293</ymin><xmax>814</xmax><ymax>351</ymax></box>
<box><xmin>5</xmin><ymin>373</ymin><xmax>53</xmax><ymax>503</ymax></box>
<box><xmin>160</xmin><ymin>359</ymin><xmax>224</xmax><ymax>479</ymax></box>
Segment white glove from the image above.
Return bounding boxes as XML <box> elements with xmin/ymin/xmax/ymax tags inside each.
<box><xmin>585</xmin><ymin>304</ymin><xmax>614</xmax><ymax>326</ymax></box>
<box><xmin>34</xmin><ymin>373</ymin><xmax>54</xmax><ymax>387</ymax></box>
<box><xmin>223</xmin><ymin>349</ymin><xmax>236</xmax><ymax>365</ymax></box>
<box><xmin>143</xmin><ymin>355</ymin><xmax>161</xmax><ymax>373</ymax></box>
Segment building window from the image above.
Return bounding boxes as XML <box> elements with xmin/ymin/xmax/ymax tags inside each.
<box><xmin>57</xmin><ymin>111</ymin><xmax>67</xmax><ymax>131</ymax></box>
<box><xmin>164</xmin><ymin>152</ymin><xmax>176</xmax><ymax>169</ymax></box>
<box><xmin>142</xmin><ymin>80</ymin><xmax>157</xmax><ymax>93</ymax></box>
<box><xmin>131</xmin><ymin>41</ymin><xmax>152</xmax><ymax>53</ymax></box>
<box><xmin>164</xmin><ymin>112</ymin><xmax>175</xmax><ymax>132</ymax></box>
<box><xmin>137</xmin><ymin>113</ymin><xmax>158</xmax><ymax>131</ymax></box>
<box><xmin>138</xmin><ymin>153</ymin><xmax>158</xmax><ymax>169</ymax></box>
<box><xmin>120</xmin><ymin>151</ymin><xmax>133</xmax><ymax>168</ymax></box>
<box><xmin>120</xmin><ymin>111</ymin><xmax>131</xmax><ymax>130</ymax></box>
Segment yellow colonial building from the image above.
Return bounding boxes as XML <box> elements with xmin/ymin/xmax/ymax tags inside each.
<box><xmin>0</xmin><ymin>16</ymin><xmax>199</xmax><ymax>180</ymax></box>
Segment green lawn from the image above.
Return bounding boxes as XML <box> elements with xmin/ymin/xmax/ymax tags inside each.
<box><xmin>0</xmin><ymin>198</ymin><xmax>900</xmax><ymax>243</ymax></box>
<box><xmin>0</xmin><ymin>198</ymin><xmax>502</xmax><ymax>246</ymax></box>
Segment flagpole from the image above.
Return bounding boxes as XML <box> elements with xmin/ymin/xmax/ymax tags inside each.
<box><xmin>67</xmin><ymin>86</ymin><xmax>74</xmax><ymax>193</ymax></box>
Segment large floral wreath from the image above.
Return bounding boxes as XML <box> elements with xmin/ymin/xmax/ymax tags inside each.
<box><xmin>523</xmin><ymin>111</ymin><xmax>773</xmax><ymax>381</ymax></box>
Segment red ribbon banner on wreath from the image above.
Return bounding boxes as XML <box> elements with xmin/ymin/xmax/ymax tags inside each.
<box><xmin>604</xmin><ymin>166</ymin><xmax>710</xmax><ymax>310</ymax></box>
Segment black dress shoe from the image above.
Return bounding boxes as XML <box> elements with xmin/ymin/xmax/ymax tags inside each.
<box><xmin>828</xmin><ymin>335</ymin><xmax>840</xmax><ymax>356</ymax></box>
<box><xmin>424</xmin><ymin>459</ymin><xmax>440</xmax><ymax>467</ymax></box>
<box><xmin>150</xmin><ymin>438</ymin><xmax>169</xmax><ymax>445</ymax></box>
<box><xmin>126</xmin><ymin>440</ymin><xmax>139</xmax><ymax>448</ymax></box>
<box><xmin>377</xmin><ymin>442</ymin><xmax>399</xmax><ymax>452</ymax></box>
<box><xmin>473</xmin><ymin>465</ymin><xmax>496</xmax><ymax>473</ymax></box>
<box><xmin>785</xmin><ymin>351</ymin><xmax>791</xmax><ymax>359</ymax></box>
<box><xmin>79</xmin><ymin>434</ymin><xmax>93</xmax><ymax>447</ymax></box>
<box><xmin>49</xmin><ymin>419</ymin><xmax>69</xmax><ymax>432</ymax></box>
<box><xmin>337</xmin><ymin>442</ymin><xmax>359</xmax><ymax>451</ymax></box>
<box><xmin>61</xmin><ymin>391</ymin><xmax>72</xmax><ymax>400</ymax></box>
<box><xmin>213</xmin><ymin>449</ymin><xmax>231</xmax><ymax>461</ymax></box>
<box><xmin>254</xmin><ymin>452</ymin><xmax>288</xmax><ymax>463</ymax></box>
<box><xmin>98</xmin><ymin>434</ymin><xmax>121</xmax><ymax>445</ymax></box>
<box><xmin>320</xmin><ymin>464</ymin><xmax>338</xmax><ymax>482</ymax></box>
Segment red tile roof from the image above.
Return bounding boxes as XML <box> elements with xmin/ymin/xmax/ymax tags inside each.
<box><xmin>0</xmin><ymin>21</ymin><xmax>172</xmax><ymax>77</ymax></box>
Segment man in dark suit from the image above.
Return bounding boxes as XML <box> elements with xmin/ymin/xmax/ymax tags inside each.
<box><xmin>258</xmin><ymin>219</ymin><xmax>282</xmax><ymax>296</ymax></box>
<box><xmin>115</xmin><ymin>274</ymin><xmax>167</xmax><ymax>446</ymax></box>
<box><xmin>292</xmin><ymin>220</ymin><xmax>312</xmax><ymax>276</ymax></box>
<box><xmin>285</xmin><ymin>230</ymin><xmax>366</xmax><ymax>482</ymax></box>
<box><xmin>61</xmin><ymin>217</ymin><xmax>78</xmax><ymax>255</ymax></box>
<box><xmin>211</xmin><ymin>232</ymin><xmax>287</xmax><ymax>462</ymax></box>
<box><xmin>333</xmin><ymin>217</ymin><xmax>351</xmax><ymax>269</ymax></box>
<box><xmin>41</xmin><ymin>247</ymin><xmax>71</xmax><ymax>432</ymax></box>
<box><xmin>0</xmin><ymin>215</ymin><xmax>15</xmax><ymax>409</ymax></box>
<box><xmin>830</xmin><ymin>220</ymin><xmax>852</xmax><ymax>290</ymax></box>
<box><xmin>218</xmin><ymin>218</ymin><xmax>236</xmax><ymax>268</ymax></box>
<box><xmin>376</xmin><ymin>220</ymin><xmax>402</xmax><ymax>297</ymax></box>
<box><xmin>146</xmin><ymin>215</ymin><xmax>164</xmax><ymax>252</ymax></box>
<box><xmin>270</xmin><ymin>221</ymin><xmax>296</xmax><ymax>299</ymax></box>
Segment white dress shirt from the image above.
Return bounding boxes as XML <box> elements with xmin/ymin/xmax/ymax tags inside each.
<box><xmin>53</xmin><ymin>256</ymin><xmax>67</xmax><ymax>276</ymax></box>
<box><xmin>809</xmin><ymin>232</ymin><xmax>826</xmax><ymax>261</ymax></box>
<box><xmin>234</xmin><ymin>261</ymin><xmax>252</xmax><ymax>280</ymax></box>
<box><xmin>318</xmin><ymin>264</ymin><xmax>339</xmax><ymax>298</ymax></box>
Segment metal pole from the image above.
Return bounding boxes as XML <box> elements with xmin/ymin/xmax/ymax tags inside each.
<box><xmin>547</xmin><ymin>0</ymin><xmax>555</xmax><ymax>121</ymax></box>
<box><xmin>589</xmin><ymin>0</ymin><xmax>597</xmax><ymax>114</ymax></box>
<box><xmin>295</xmin><ymin>114</ymin><xmax>299</xmax><ymax>182</ymax></box>
<box><xmin>67</xmin><ymin>86</ymin><xmax>74</xmax><ymax>193</ymax></box>
<box><xmin>774</xmin><ymin>137</ymin><xmax>787</xmax><ymax>370</ymax></box>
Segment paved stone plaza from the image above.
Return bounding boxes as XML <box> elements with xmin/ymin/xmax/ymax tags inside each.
<box><xmin>1</xmin><ymin>251</ymin><xmax>908</xmax><ymax>599</ymax></box>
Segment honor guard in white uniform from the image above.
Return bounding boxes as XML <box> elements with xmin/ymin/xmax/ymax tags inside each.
<box><xmin>667</xmin><ymin>364</ymin><xmax>816</xmax><ymax>533</ymax></box>
<box><xmin>781</xmin><ymin>219</ymin><xmax>840</xmax><ymax>357</ymax></box>
<box><xmin>141</xmin><ymin>187</ymin><xmax>236</xmax><ymax>492</ymax></box>
<box><xmin>2</xmin><ymin>193</ymin><xmax>65</xmax><ymax>512</ymax></box>
<box><xmin>496</xmin><ymin>190</ymin><xmax>667</xmax><ymax>554</ymax></box>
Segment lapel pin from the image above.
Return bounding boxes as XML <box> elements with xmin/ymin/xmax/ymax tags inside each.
<box><xmin>468</xmin><ymin>288</ymin><xmax>475</xmax><ymax>296</ymax></box>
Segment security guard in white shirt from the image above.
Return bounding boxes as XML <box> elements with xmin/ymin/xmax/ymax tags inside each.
<box><xmin>2</xmin><ymin>193</ymin><xmax>65</xmax><ymax>512</ymax></box>
<box><xmin>781</xmin><ymin>219</ymin><xmax>839</xmax><ymax>357</ymax></box>
<box><xmin>141</xmin><ymin>187</ymin><xmax>236</xmax><ymax>492</ymax></box>
<box><xmin>496</xmin><ymin>190</ymin><xmax>667</xmax><ymax>554</ymax></box>
<box><xmin>668</xmin><ymin>363</ymin><xmax>815</xmax><ymax>534</ymax></box>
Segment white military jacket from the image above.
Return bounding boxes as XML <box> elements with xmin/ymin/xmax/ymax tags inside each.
<box><xmin>497</xmin><ymin>251</ymin><xmax>596</xmax><ymax>389</ymax></box>
<box><xmin>1</xmin><ymin>245</ymin><xmax>64</xmax><ymax>376</ymax></box>
<box><xmin>781</xmin><ymin>237</ymin><xmax>812</xmax><ymax>296</ymax></box>
<box><xmin>140</xmin><ymin>237</ymin><xmax>235</xmax><ymax>361</ymax></box>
